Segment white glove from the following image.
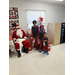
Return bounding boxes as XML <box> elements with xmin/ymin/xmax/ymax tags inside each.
<box><xmin>31</xmin><ymin>37</ymin><xmax>34</xmax><ymax>39</ymax></box>
<box><xmin>31</xmin><ymin>37</ymin><xmax>33</xmax><ymax>39</ymax></box>
<box><xmin>16</xmin><ymin>38</ymin><xmax>25</xmax><ymax>43</ymax></box>
<box><xmin>43</xmin><ymin>43</ymin><xmax>45</xmax><ymax>46</ymax></box>
<box><xmin>24</xmin><ymin>37</ymin><xmax>27</xmax><ymax>40</ymax></box>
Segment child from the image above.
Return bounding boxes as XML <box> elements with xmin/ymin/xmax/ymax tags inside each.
<box><xmin>31</xmin><ymin>20</ymin><xmax>39</xmax><ymax>50</ymax></box>
<box><xmin>38</xmin><ymin>25</ymin><xmax>45</xmax><ymax>52</ymax></box>
<box><xmin>43</xmin><ymin>32</ymin><xmax>49</xmax><ymax>55</ymax></box>
<box><xmin>9</xmin><ymin>29</ymin><xmax>15</xmax><ymax>57</ymax></box>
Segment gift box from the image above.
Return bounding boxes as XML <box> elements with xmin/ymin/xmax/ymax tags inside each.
<box><xmin>28</xmin><ymin>43</ymin><xmax>32</xmax><ymax>51</ymax></box>
<box><xmin>22</xmin><ymin>40</ymin><xmax>30</xmax><ymax>48</ymax></box>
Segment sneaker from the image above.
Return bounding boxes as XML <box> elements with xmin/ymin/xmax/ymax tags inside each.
<box><xmin>43</xmin><ymin>51</ymin><xmax>46</xmax><ymax>54</ymax></box>
<box><xmin>39</xmin><ymin>49</ymin><xmax>42</xmax><ymax>52</ymax></box>
<box><xmin>46</xmin><ymin>52</ymin><xmax>49</xmax><ymax>55</ymax></box>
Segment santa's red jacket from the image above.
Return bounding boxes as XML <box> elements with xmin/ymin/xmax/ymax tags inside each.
<box><xmin>13</xmin><ymin>30</ymin><xmax>26</xmax><ymax>40</ymax></box>
<box><xmin>13</xmin><ymin>30</ymin><xmax>30</xmax><ymax>48</ymax></box>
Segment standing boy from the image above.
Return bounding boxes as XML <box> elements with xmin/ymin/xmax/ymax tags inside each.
<box><xmin>31</xmin><ymin>20</ymin><xmax>39</xmax><ymax>50</ymax></box>
<box><xmin>43</xmin><ymin>32</ymin><xmax>49</xmax><ymax>55</ymax></box>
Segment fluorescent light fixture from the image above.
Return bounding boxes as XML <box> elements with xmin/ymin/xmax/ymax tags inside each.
<box><xmin>57</xmin><ymin>0</ymin><xmax>63</xmax><ymax>1</ymax></box>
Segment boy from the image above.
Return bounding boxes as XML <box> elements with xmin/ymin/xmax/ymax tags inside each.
<box><xmin>43</xmin><ymin>32</ymin><xmax>49</xmax><ymax>55</ymax></box>
<box><xmin>31</xmin><ymin>20</ymin><xmax>39</xmax><ymax>50</ymax></box>
<box><xmin>38</xmin><ymin>25</ymin><xmax>45</xmax><ymax>52</ymax></box>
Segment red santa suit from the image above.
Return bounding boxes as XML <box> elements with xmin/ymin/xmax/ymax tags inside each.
<box><xmin>13</xmin><ymin>25</ymin><xmax>30</xmax><ymax>56</ymax></box>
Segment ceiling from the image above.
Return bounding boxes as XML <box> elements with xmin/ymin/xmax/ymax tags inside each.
<box><xmin>21</xmin><ymin>0</ymin><xmax>65</xmax><ymax>5</ymax></box>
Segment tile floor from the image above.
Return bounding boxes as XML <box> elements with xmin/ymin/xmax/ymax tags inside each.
<box><xmin>9</xmin><ymin>43</ymin><xmax>65</xmax><ymax>75</ymax></box>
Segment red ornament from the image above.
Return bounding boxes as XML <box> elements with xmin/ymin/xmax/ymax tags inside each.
<box><xmin>39</xmin><ymin>17</ymin><xmax>43</xmax><ymax>22</ymax></box>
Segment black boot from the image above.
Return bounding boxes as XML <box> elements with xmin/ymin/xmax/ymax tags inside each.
<box><xmin>22</xmin><ymin>45</ymin><xmax>28</xmax><ymax>53</ymax></box>
<box><xmin>9</xmin><ymin>50</ymin><xmax>12</xmax><ymax>57</ymax></box>
<box><xmin>17</xmin><ymin>50</ymin><xmax>21</xmax><ymax>57</ymax></box>
<box><xmin>25</xmin><ymin>48</ymin><xmax>28</xmax><ymax>53</ymax></box>
<box><xmin>36</xmin><ymin>47</ymin><xmax>38</xmax><ymax>50</ymax></box>
<box><xmin>22</xmin><ymin>45</ymin><xmax>25</xmax><ymax>52</ymax></box>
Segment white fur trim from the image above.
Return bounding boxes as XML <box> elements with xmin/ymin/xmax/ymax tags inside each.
<box><xmin>31</xmin><ymin>37</ymin><xmax>33</xmax><ymax>39</ymax></box>
<box><xmin>24</xmin><ymin>37</ymin><xmax>27</xmax><ymax>40</ymax></box>
<box><xmin>16</xmin><ymin>26</ymin><xmax>20</xmax><ymax>28</ymax></box>
<box><xmin>16</xmin><ymin>29</ymin><xmax>23</xmax><ymax>37</ymax></box>
<box><xmin>13</xmin><ymin>38</ymin><xmax>16</xmax><ymax>40</ymax></box>
<box><xmin>17</xmin><ymin>39</ymin><xmax>25</xmax><ymax>43</ymax></box>
<box><xmin>17</xmin><ymin>49</ymin><xmax>20</xmax><ymax>50</ymax></box>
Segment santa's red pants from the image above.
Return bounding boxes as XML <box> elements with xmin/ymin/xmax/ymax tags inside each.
<box><xmin>33</xmin><ymin>37</ymin><xmax>38</xmax><ymax>48</ymax></box>
<box><xmin>15</xmin><ymin>43</ymin><xmax>20</xmax><ymax>50</ymax></box>
<box><xmin>15</xmin><ymin>40</ymin><xmax>30</xmax><ymax>50</ymax></box>
<box><xmin>38</xmin><ymin>39</ymin><xmax>43</xmax><ymax>50</ymax></box>
<box><xmin>43</xmin><ymin>46</ymin><xmax>48</xmax><ymax>52</ymax></box>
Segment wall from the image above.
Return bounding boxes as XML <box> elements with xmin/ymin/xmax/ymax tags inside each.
<box><xmin>9</xmin><ymin>0</ymin><xmax>65</xmax><ymax>33</ymax></box>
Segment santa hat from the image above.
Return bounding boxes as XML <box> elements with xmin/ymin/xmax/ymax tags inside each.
<box><xmin>15</xmin><ymin>25</ymin><xmax>20</xmax><ymax>29</ymax></box>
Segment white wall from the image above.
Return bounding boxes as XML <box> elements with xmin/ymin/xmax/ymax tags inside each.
<box><xmin>9</xmin><ymin>0</ymin><xmax>65</xmax><ymax>33</ymax></box>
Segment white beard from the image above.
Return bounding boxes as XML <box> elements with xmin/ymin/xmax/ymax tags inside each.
<box><xmin>16</xmin><ymin>29</ymin><xmax>23</xmax><ymax>38</ymax></box>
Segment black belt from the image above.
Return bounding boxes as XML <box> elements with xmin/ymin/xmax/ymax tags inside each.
<box><xmin>16</xmin><ymin>38</ymin><xmax>23</xmax><ymax>39</ymax></box>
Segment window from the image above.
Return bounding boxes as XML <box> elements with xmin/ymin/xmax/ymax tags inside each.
<box><xmin>26</xmin><ymin>10</ymin><xmax>45</xmax><ymax>30</ymax></box>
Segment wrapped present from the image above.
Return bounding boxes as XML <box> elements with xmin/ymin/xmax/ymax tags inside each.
<box><xmin>28</xmin><ymin>43</ymin><xmax>32</xmax><ymax>51</ymax></box>
<box><xmin>22</xmin><ymin>40</ymin><xmax>30</xmax><ymax>48</ymax></box>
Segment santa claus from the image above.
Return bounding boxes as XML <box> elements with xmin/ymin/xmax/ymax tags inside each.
<box><xmin>13</xmin><ymin>25</ymin><xmax>30</xmax><ymax>57</ymax></box>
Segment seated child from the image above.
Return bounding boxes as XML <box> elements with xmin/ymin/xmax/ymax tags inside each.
<box><xmin>43</xmin><ymin>32</ymin><xmax>49</xmax><ymax>55</ymax></box>
<box><xmin>9</xmin><ymin>29</ymin><xmax>15</xmax><ymax>57</ymax></box>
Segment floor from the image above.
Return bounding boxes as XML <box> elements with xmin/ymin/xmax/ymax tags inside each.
<box><xmin>9</xmin><ymin>43</ymin><xmax>65</xmax><ymax>75</ymax></box>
